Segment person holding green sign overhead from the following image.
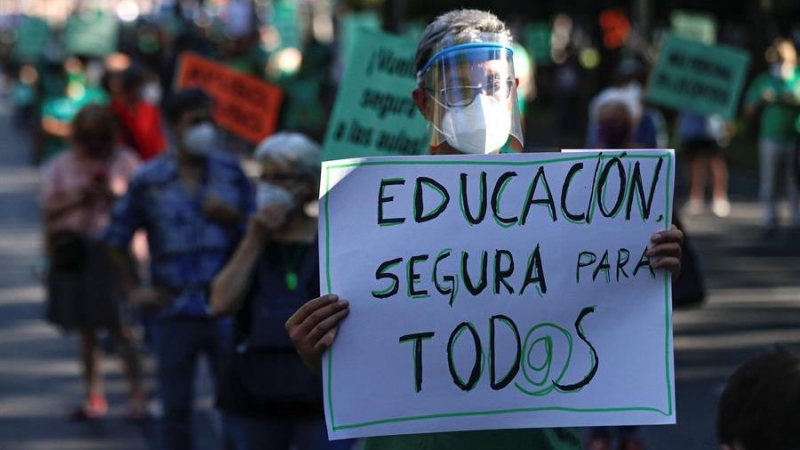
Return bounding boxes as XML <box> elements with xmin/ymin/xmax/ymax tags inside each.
<box><xmin>744</xmin><ymin>38</ymin><xmax>800</xmax><ymax>237</ymax></box>
<box><xmin>285</xmin><ymin>10</ymin><xmax>685</xmax><ymax>449</ymax></box>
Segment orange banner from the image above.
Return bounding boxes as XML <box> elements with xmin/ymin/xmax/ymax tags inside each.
<box><xmin>175</xmin><ymin>53</ymin><xmax>283</xmax><ymax>144</ymax></box>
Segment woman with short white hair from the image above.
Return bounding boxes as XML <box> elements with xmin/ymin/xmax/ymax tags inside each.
<box><xmin>210</xmin><ymin>133</ymin><xmax>349</xmax><ymax>450</ymax></box>
<box><xmin>592</xmin><ymin>86</ymin><xmax>641</xmax><ymax>149</ymax></box>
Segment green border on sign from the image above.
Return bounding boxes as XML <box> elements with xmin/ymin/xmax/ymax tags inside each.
<box><xmin>322</xmin><ymin>152</ymin><xmax>675</xmax><ymax>431</ymax></box>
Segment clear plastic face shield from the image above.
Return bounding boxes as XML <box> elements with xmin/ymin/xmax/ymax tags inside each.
<box><xmin>417</xmin><ymin>40</ymin><xmax>523</xmax><ymax>154</ymax></box>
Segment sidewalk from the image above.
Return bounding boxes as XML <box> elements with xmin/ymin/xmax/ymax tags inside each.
<box><xmin>639</xmin><ymin>164</ymin><xmax>800</xmax><ymax>449</ymax></box>
<box><xmin>0</xmin><ymin>101</ymin><xmax>152</xmax><ymax>448</ymax></box>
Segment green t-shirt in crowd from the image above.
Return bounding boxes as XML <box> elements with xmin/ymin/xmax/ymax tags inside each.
<box><xmin>744</xmin><ymin>68</ymin><xmax>800</xmax><ymax>142</ymax></box>
<box><xmin>364</xmin><ymin>428</ymin><xmax>582</xmax><ymax>450</ymax></box>
<box><xmin>41</xmin><ymin>86</ymin><xmax>108</xmax><ymax>160</ymax></box>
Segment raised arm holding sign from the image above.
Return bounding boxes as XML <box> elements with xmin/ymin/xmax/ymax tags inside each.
<box><xmin>286</xmin><ymin>10</ymin><xmax>683</xmax><ymax>449</ymax></box>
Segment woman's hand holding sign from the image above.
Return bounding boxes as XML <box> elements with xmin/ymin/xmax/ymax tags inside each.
<box><xmin>286</xmin><ymin>294</ymin><xmax>350</xmax><ymax>374</ymax></box>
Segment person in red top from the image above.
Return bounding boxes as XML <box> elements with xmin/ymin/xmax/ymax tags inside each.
<box><xmin>109</xmin><ymin>66</ymin><xmax>168</xmax><ymax>161</ymax></box>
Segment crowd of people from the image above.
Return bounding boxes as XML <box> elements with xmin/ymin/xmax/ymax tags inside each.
<box><xmin>1</xmin><ymin>4</ymin><xmax>799</xmax><ymax>450</ymax></box>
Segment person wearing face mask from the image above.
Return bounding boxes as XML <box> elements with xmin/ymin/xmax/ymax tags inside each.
<box><xmin>586</xmin><ymin>58</ymin><xmax>668</xmax><ymax>150</ymax></box>
<box><xmin>209</xmin><ymin>133</ymin><xmax>351</xmax><ymax>450</ymax></box>
<box><xmin>592</xmin><ymin>87</ymin><xmax>640</xmax><ymax>149</ymax></box>
<box><xmin>677</xmin><ymin>111</ymin><xmax>731</xmax><ymax>218</ymax></box>
<box><xmin>744</xmin><ymin>38</ymin><xmax>800</xmax><ymax>237</ymax></box>
<box><xmin>282</xmin><ymin>10</ymin><xmax>685</xmax><ymax>450</ymax></box>
<box><xmin>40</xmin><ymin>104</ymin><xmax>146</xmax><ymax>421</ymax></box>
<box><xmin>105</xmin><ymin>88</ymin><xmax>253</xmax><ymax>450</ymax></box>
<box><xmin>108</xmin><ymin>65</ymin><xmax>168</xmax><ymax>162</ymax></box>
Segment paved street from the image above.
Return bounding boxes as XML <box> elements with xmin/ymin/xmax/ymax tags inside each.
<box><xmin>0</xmin><ymin>95</ymin><xmax>230</xmax><ymax>450</ymax></box>
<box><xmin>0</xmin><ymin>99</ymin><xmax>155</xmax><ymax>449</ymax></box>
<box><xmin>0</xmin><ymin>95</ymin><xmax>798</xmax><ymax>449</ymax></box>
<box><xmin>639</xmin><ymin>176</ymin><xmax>800</xmax><ymax>447</ymax></box>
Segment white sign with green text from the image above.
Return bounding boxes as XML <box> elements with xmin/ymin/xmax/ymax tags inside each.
<box><xmin>322</xmin><ymin>27</ymin><xmax>428</xmax><ymax>161</ymax></box>
<box><xmin>319</xmin><ymin>151</ymin><xmax>677</xmax><ymax>439</ymax></box>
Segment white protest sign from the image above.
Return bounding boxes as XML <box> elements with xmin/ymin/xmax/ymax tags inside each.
<box><xmin>319</xmin><ymin>151</ymin><xmax>676</xmax><ymax>439</ymax></box>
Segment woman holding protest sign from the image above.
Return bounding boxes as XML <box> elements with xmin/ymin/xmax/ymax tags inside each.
<box><xmin>210</xmin><ymin>133</ymin><xmax>350</xmax><ymax>450</ymax></box>
<box><xmin>285</xmin><ymin>10</ymin><xmax>684</xmax><ymax>450</ymax></box>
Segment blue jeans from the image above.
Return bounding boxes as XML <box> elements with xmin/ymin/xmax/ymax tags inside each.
<box><xmin>152</xmin><ymin>317</ymin><xmax>233</xmax><ymax>450</ymax></box>
<box><xmin>225</xmin><ymin>414</ymin><xmax>352</xmax><ymax>450</ymax></box>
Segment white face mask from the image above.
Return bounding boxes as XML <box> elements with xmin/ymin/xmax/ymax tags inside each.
<box><xmin>440</xmin><ymin>95</ymin><xmax>511</xmax><ymax>154</ymax></box>
<box><xmin>256</xmin><ymin>182</ymin><xmax>295</xmax><ymax>211</ymax></box>
<box><xmin>141</xmin><ymin>82</ymin><xmax>162</xmax><ymax>104</ymax></box>
<box><xmin>182</xmin><ymin>122</ymin><xmax>217</xmax><ymax>156</ymax></box>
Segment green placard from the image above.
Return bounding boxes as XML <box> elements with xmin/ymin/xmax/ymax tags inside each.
<box><xmin>402</xmin><ymin>21</ymin><xmax>426</xmax><ymax>41</ymax></box>
<box><xmin>270</xmin><ymin>0</ymin><xmax>301</xmax><ymax>50</ymax></box>
<box><xmin>63</xmin><ymin>10</ymin><xmax>118</xmax><ymax>58</ymax></box>
<box><xmin>13</xmin><ymin>16</ymin><xmax>51</xmax><ymax>62</ymax></box>
<box><xmin>322</xmin><ymin>28</ymin><xmax>428</xmax><ymax>161</ymax></box>
<box><xmin>670</xmin><ymin>10</ymin><xmax>716</xmax><ymax>45</ymax></box>
<box><xmin>339</xmin><ymin>12</ymin><xmax>382</xmax><ymax>70</ymax></box>
<box><xmin>523</xmin><ymin>22</ymin><xmax>551</xmax><ymax>66</ymax></box>
<box><xmin>646</xmin><ymin>35</ymin><xmax>750</xmax><ymax>120</ymax></box>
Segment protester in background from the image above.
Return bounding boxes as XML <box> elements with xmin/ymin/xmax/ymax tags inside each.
<box><xmin>10</xmin><ymin>63</ymin><xmax>42</xmax><ymax>166</ymax></box>
<box><xmin>744</xmin><ymin>38</ymin><xmax>800</xmax><ymax>237</ymax></box>
<box><xmin>10</xmin><ymin>63</ymin><xmax>39</xmax><ymax>131</ymax></box>
<box><xmin>105</xmin><ymin>89</ymin><xmax>253</xmax><ymax>450</ymax></box>
<box><xmin>109</xmin><ymin>65</ymin><xmax>167</xmax><ymax>161</ymax></box>
<box><xmin>211</xmin><ymin>133</ymin><xmax>349</xmax><ymax>450</ymax></box>
<box><xmin>677</xmin><ymin>112</ymin><xmax>731</xmax><ymax>217</ymax></box>
<box><xmin>586</xmin><ymin>57</ymin><xmax>668</xmax><ymax>149</ymax></box>
<box><xmin>284</xmin><ymin>10</ymin><xmax>684</xmax><ymax>450</ymax></box>
<box><xmin>40</xmin><ymin>104</ymin><xmax>145</xmax><ymax>421</ymax></box>
<box><xmin>40</xmin><ymin>57</ymin><xmax>108</xmax><ymax>163</ymax></box>
<box><xmin>592</xmin><ymin>86</ymin><xmax>640</xmax><ymax>149</ymax></box>
<box><xmin>717</xmin><ymin>348</ymin><xmax>800</xmax><ymax>450</ymax></box>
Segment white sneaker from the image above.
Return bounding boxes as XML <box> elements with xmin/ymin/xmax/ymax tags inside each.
<box><xmin>712</xmin><ymin>199</ymin><xmax>731</xmax><ymax>218</ymax></box>
<box><xmin>684</xmin><ymin>199</ymin><xmax>704</xmax><ymax>215</ymax></box>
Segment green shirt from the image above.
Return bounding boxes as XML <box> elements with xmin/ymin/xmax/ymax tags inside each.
<box><xmin>744</xmin><ymin>68</ymin><xmax>800</xmax><ymax>142</ymax></box>
<box><xmin>41</xmin><ymin>86</ymin><xmax>108</xmax><ymax>160</ymax></box>
<box><xmin>364</xmin><ymin>428</ymin><xmax>582</xmax><ymax>450</ymax></box>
